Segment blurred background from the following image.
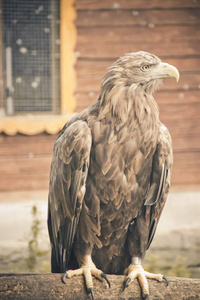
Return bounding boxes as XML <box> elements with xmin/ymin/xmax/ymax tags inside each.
<box><xmin>0</xmin><ymin>0</ymin><xmax>200</xmax><ymax>277</ymax></box>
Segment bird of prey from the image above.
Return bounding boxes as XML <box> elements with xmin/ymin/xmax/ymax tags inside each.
<box><xmin>48</xmin><ymin>51</ymin><xmax>179</xmax><ymax>299</ymax></box>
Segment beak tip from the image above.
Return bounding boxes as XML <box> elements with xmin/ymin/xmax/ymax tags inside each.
<box><xmin>175</xmin><ymin>70</ymin><xmax>180</xmax><ymax>82</ymax></box>
<box><xmin>160</xmin><ymin>62</ymin><xmax>180</xmax><ymax>82</ymax></box>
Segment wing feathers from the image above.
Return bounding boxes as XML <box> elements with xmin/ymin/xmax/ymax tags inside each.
<box><xmin>145</xmin><ymin>123</ymin><xmax>173</xmax><ymax>250</ymax></box>
<box><xmin>144</xmin><ymin>163</ymin><xmax>166</xmax><ymax>206</ymax></box>
<box><xmin>48</xmin><ymin>120</ymin><xmax>92</xmax><ymax>272</ymax></box>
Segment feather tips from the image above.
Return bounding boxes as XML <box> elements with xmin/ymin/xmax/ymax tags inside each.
<box><xmin>48</xmin><ymin>121</ymin><xmax>92</xmax><ymax>271</ymax></box>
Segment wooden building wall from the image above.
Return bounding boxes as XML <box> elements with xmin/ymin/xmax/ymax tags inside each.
<box><xmin>0</xmin><ymin>0</ymin><xmax>200</xmax><ymax>191</ymax></box>
<box><xmin>0</xmin><ymin>133</ymin><xmax>56</xmax><ymax>191</ymax></box>
<box><xmin>74</xmin><ymin>0</ymin><xmax>200</xmax><ymax>188</ymax></box>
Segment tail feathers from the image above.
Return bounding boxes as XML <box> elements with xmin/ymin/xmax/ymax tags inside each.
<box><xmin>51</xmin><ymin>245</ymin><xmax>79</xmax><ymax>273</ymax></box>
<box><xmin>51</xmin><ymin>246</ymin><xmax>63</xmax><ymax>273</ymax></box>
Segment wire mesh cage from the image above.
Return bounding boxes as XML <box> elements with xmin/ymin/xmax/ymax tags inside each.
<box><xmin>2</xmin><ymin>0</ymin><xmax>60</xmax><ymax>115</ymax></box>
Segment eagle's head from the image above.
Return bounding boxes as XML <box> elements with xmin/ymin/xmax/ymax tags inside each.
<box><xmin>99</xmin><ymin>51</ymin><xmax>179</xmax><ymax>121</ymax></box>
<box><xmin>101</xmin><ymin>51</ymin><xmax>179</xmax><ymax>95</ymax></box>
<box><xmin>118</xmin><ymin>51</ymin><xmax>179</xmax><ymax>85</ymax></box>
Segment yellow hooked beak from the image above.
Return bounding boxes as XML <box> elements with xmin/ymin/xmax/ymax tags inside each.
<box><xmin>155</xmin><ymin>62</ymin><xmax>180</xmax><ymax>82</ymax></box>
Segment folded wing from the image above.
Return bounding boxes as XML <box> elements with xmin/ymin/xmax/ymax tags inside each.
<box><xmin>48</xmin><ymin>120</ymin><xmax>92</xmax><ymax>272</ymax></box>
<box><xmin>145</xmin><ymin>124</ymin><xmax>173</xmax><ymax>250</ymax></box>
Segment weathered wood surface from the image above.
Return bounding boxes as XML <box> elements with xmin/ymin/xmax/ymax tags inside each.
<box><xmin>74</xmin><ymin>0</ymin><xmax>200</xmax><ymax>192</ymax></box>
<box><xmin>77</xmin><ymin>26</ymin><xmax>200</xmax><ymax>44</ymax></box>
<box><xmin>76</xmin><ymin>42</ymin><xmax>200</xmax><ymax>59</ymax></box>
<box><xmin>0</xmin><ymin>133</ymin><xmax>56</xmax><ymax>191</ymax></box>
<box><xmin>0</xmin><ymin>1</ymin><xmax>199</xmax><ymax>191</ymax></box>
<box><xmin>0</xmin><ymin>133</ymin><xmax>56</xmax><ymax>157</ymax></box>
<box><xmin>0</xmin><ymin>173</ymin><xmax>50</xmax><ymax>191</ymax></box>
<box><xmin>0</xmin><ymin>273</ymin><xmax>200</xmax><ymax>300</ymax></box>
<box><xmin>76</xmin><ymin>9</ymin><xmax>200</xmax><ymax>27</ymax></box>
<box><xmin>75</xmin><ymin>0</ymin><xmax>200</xmax><ymax>10</ymax></box>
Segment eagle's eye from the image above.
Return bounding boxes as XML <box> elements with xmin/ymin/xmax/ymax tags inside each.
<box><xmin>142</xmin><ymin>65</ymin><xmax>150</xmax><ymax>71</ymax></box>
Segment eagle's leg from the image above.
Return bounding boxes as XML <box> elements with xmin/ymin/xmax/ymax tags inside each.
<box><xmin>123</xmin><ymin>257</ymin><xmax>168</xmax><ymax>300</ymax></box>
<box><xmin>62</xmin><ymin>254</ymin><xmax>110</xmax><ymax>300</ymax></box>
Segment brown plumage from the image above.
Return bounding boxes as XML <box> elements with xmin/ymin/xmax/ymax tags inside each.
<box><xmin>48</xmin><ymin>51</ymin><xmax>179</xmax><ymax>299</ymax></box>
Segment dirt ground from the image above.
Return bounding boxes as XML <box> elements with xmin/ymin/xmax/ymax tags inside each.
<box><xmin>0</xmin><ymin>189</ymin><xmax>199</xmax><ymax>277</ymax></box>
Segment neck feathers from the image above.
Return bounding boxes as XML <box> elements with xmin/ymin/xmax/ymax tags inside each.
<box><xmin>98</xmin><ymin>80</ymin><xmax>159</xmax><ymax>128</ymax></box>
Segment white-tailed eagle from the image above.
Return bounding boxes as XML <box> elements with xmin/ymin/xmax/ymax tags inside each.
<box><xmin>48</xmin><ymin>51</ymin><xmax>179</xmax><ymax>299</ymax></box>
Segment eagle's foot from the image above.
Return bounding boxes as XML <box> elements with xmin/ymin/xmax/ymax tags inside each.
<box><xmin>123</xmin><ymin>263</ymin><xmax>168</xmax><ymax>299</ymax></box>
<box><xmin>62</xmin><ymin>256</ymin><xmax>110</xmax><ymax>300</ymax></box>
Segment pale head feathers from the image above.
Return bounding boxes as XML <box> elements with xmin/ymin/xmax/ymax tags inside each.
<box><xmin>98</xmin><ymin>51</ymin><xmax>162</xmax><ymax>122</ymax></box>
<box><xmin>101</xmin><ymin>51</ymin><xmax>162</xmax><ymax>91</ymax></box>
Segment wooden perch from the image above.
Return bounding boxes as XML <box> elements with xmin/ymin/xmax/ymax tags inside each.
<box><xmin>0</xmin><ymin>273</ymin><xmax>200</xmax><ymax>300</ymax></box>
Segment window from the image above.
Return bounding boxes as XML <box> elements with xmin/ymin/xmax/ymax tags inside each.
<box><xmin>0</xmin><ymin>0</ymin><xmax>76</xmax><ymax>135</ymax></box>
<box><xmin>2</xmin><ymin>0</ymin><xmax>60</xmax><ymax>115</ymax></box>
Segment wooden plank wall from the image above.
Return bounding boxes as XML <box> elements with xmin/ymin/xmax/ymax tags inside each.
<box><xmin>74</xmin><ymin>0</ymin><xmax>200</xmax><ymax>187</ymax></box>
<box><xmin>0</xmin><ymin>0</ymin><xmax>200</xmax><ymax>191</ymax></box>
<box><xmin>0</xmin><ymin>133</ymin><xmax>56</xmax><ymax>191</ymax></box>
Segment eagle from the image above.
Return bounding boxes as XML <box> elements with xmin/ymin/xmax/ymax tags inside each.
<box><xmin>48</xmin><ymin>51</ymin><xmax>179</xmax><ymax>299</ymax></box>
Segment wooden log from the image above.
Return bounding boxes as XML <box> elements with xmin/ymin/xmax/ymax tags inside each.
<box><xmin>0</xmin><ymin>273</ymin><xmax>200</xmax><ymax>300</ymax></box>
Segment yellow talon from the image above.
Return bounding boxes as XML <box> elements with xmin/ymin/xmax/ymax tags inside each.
<box><xmin>124</xmin><ymin>263</ymin><xmax>167</xmax><ymax>299</ymax></box>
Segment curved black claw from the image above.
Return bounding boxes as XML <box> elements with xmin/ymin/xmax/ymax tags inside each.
<box><xmin>123</xmin><ymin>277</ymin><xmax>131</xmax><ymax>291</ymax></box>
<box><xmin>144</xmin><ymin>294</ymin><xmax>149</xmax><ymax>300</ymax></box>
<box><xmin>62</xmin><ymin>272</ymin><xmax>68</xmax><ymax>284</ymax></box>
<box><xmin>163</xmin><ymin>276</ymin><xmax>169</xmax><ymax>287</ymax></box>
<box><xmin>101</xmin><ymin>272</ymin><xmax>111</xmax><ymax>288</ymax></box>
<box><xmin>88</xmin><ymin>287</ymin><xmax>94</xmax><ymax>300</ymax></box>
